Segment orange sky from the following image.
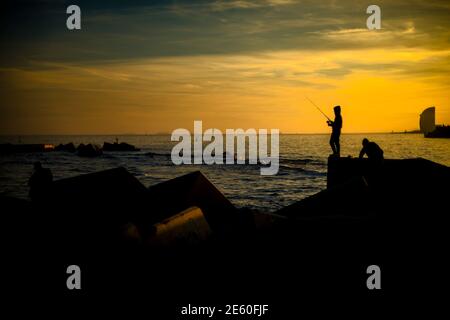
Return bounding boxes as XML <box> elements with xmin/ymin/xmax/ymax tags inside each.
<box><xmin>1</xmin><ymin>1</ymin><xmax>449</xmax><ymax>134</ymax></box>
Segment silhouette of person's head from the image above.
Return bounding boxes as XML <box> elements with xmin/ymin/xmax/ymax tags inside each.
<box><xmin>334</xmin><ymin>105</ymin><xmax>341</xmax><ymax>115</ymax></box>
<box><xmin>362</xmin><ymin>138</ymin><xmax>369</xmax><ymax>147</ymax></box>
<box><xmin>33</xmin><ymin>161</ymin><xmax>42</xmax><ymax>171</ymax></box>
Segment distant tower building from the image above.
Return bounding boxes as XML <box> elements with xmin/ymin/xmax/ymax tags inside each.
<box><xmin>419</xmin><ymin>107</ymin><xmax>436</xmax><ymax>134</ymax></box>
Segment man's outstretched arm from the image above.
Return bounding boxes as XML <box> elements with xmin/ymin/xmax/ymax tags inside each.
<box><xmin>359</xmin><ymin>148</ymin><xmax>366</xmax><ymax>159</ymax></box>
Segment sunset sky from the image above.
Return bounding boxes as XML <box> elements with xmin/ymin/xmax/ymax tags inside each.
<box><xmin>1</xmin><ymin>0</ymin><xmax>449</xmax><ymax>134</ymax></box>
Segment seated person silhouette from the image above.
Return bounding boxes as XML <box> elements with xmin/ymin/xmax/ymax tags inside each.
<box><xmin>28</xmin><ymin>161</ymin><xmax>53</xmax><ymax>202</ymax></box>
<box><xmin>359</xmin><ymin>138</ymin><xmax>384</xmax><ymax>162</ymax></box>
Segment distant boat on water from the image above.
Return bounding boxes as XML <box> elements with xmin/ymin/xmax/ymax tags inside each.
<box><xmin>420</xmin><ymin>107</ymin><xmax>450</xmax><ymax>138</ymax></box>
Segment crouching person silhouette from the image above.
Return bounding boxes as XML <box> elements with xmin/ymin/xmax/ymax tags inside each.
<box><xmin>359</xmin><ymin>138</ymin><xmax>384</xmax><ymax>162</ymax></box>
<box><xmin>359</xmin><ymin>138</ymin><xmax>384</xmax><ymax>187</ymax></box>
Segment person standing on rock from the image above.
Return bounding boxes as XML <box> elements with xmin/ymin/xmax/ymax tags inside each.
<box><xmin>327</xmin><ymin>105</ymin><xmax>342</xmax><ymax>156</ymax></box>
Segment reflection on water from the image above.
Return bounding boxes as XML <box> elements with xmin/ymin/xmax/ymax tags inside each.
<box><xmin>1</xmin><ymin>134</ymin><xmax>449</xmax><ymax>211</ymax></box>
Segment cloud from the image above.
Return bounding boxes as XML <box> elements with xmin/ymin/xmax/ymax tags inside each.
<box><xmin>1</xmin><ymin>0</ymin><xmax>449</xmax><ymax>133</ymax></box>
<box><xmin>209</xmin><ymin>0</ymin><xmax>296</xmax><ymax>11</ymax></box>
<box><xmin>2</xmin><ymin>0</ymin><xmax>450</xmax><ymax>69</ymax></box>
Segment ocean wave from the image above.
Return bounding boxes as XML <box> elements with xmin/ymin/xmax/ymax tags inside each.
<box><xmin>145</xmin><ymin>151</ymin><xmax>171</xmax><ymax>158</ymax></box>
<box><xmin>278</xmin><ymin>164</ymin><xmax>326</xmax><ymax>176</ymax></box>
<box><xmin>280</xmin><ymin>158</ymin><xmax>325</xmax><ymax>166</ymax></box>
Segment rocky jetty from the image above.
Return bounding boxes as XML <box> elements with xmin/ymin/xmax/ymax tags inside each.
<box><xmin>76</xmin><ymin>143</ymin><xmax>103</xmax><ymax>157</ymax></box>
<box><xmin>2</xmin><ymin>157</ymin><xmax>448</xmax><ymax>302</ymax></box>
<box><xmin>0</xmin><ymin>143</ymin><xmax>54</xmax><ymax>154</ymax></box>
<box><xmin>102</xmin><ymin>142</ymin><xmax>140</xmax><ymax>151</ymax></box>
<box><xmin>54</xmin><ymin>142</ymin><xmax>76</xmax><ymax>153</ymax></box>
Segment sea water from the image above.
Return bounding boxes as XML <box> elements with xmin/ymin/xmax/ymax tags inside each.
<box><xmin>1</xmin><ymin>133</ymin><xmax>449</xmax><ymax>212</ymax></box>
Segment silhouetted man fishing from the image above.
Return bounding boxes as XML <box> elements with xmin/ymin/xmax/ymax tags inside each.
<box><xmin>304</xmin><ymin>98</ymin><xmax>342</xmax><ymax>156</ymax></box>
<box><xmin>327</xmin><ymin>106</ymin><xmax>342</xmax><ymax>156</ymax></box>
<box><xmin>28</xmin><ymin>161</ymin><xmax>53</xmax><ymax>202</ymax></box>
<box><xmin>359</xmin><ymin>138</ymin><xmax>383</xmax><ymax>162</ymax></box>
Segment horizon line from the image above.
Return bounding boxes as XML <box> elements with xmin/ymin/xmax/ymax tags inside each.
<box><xmin>0</xmin><ymin>131</ymin><xmax>422</xmax><ymax>136</ymax></box>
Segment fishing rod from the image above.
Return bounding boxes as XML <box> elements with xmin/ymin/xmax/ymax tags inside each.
<box><xmin>305</xmin><ymin>96</ymin><xmax>332</xmax><ymax>122</ymax></box>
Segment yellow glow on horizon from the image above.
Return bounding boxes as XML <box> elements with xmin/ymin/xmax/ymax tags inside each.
<box><xmin>2</xmin><ymin>48</ymin><xmax>449</xmax><ymax>134</ymax></box>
